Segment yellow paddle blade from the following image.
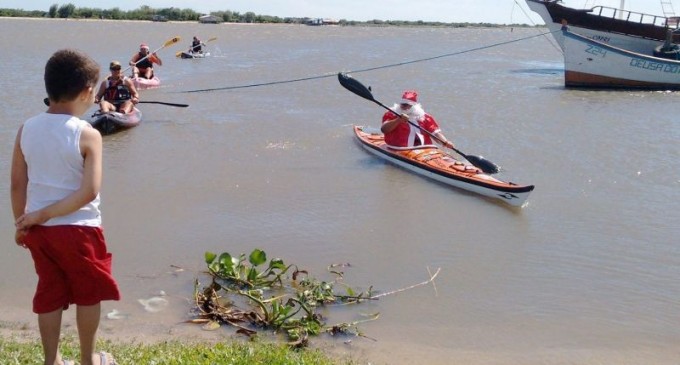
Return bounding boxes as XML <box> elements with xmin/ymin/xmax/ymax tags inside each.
<box><xmin>206</xmin><ymin>37</ymin><xmax>217</xmax><ymax>42</ymax></box>
<box><xmin>164</xmin><ymin>36</ymin><xmax>181</xmax><ymax>48</ymax></box>
<box><xmin>175</xmin><ymin>50</ymin><xmax>183</xmax><ymax>57</ymax></box>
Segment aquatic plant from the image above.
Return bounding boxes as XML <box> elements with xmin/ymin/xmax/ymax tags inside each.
<box><xmin>191</xmin><ymin>248</ymin><xmax>438</xmax><ymax>347</ymax></box>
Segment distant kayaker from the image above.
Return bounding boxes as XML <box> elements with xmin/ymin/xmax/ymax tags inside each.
<box><xmin>189</xmin><ymin>36</ymin><xmax>205</xmax><ymax>54</ymax></box>
<box><xmin>381</xmin><ymin>90</ymin><xmax>454</xmax><ymax>150</ymax></box>
<box><xmin>129</xmin><ymin>43</ymin><xmax>162</xmax><ymax>79</ymax></box>
<box><xmin>94</xmin><ymin>60</ymin><xmax>139</xmax><ymax>114</ymax></box>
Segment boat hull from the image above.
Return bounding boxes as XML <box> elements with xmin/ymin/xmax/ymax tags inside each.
<box><xmin>89</xmin><ymin>107</ymin><xmax>142</xmax><ymax>135</ymax></box>
<box><xmin>353</xmin><ymin>126</ymin><xmax>534</xmax><ymax>207</ymax></box>
<box><xmin>132</xmin><ymin>76</ymin><xmax>161</xmax><ymax>90</ymax></box>
<box><xmin>526</xmin><ymin>0</ymin><xmax>674</xmax><ymax>54</ymax></box>
<box><xmin>562</xmin><ymin>28</ymin><xmax>680</xmax><ymax>89</ymax></box>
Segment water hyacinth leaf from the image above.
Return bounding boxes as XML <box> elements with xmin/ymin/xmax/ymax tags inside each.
<box><xmin>247</xmin><ymin>267</ymin><xmax>258</xmax><ymax>282</ymax></box>
<box><xmin>204</xmin><ymin>251</ymin><xmax>217</xmax><ymax>264</ymax></box>
<box><xmin>218</xmin><ymin>253</ymin><xmax>234</xmax><ymax>272</ymax></box>
<box><xmin>249</xmin><ymin>249</ymin><xmax>267</xmax><ymax>266</ymax></box>
<box><xmin>268</xmin><ymin>258</ymin><xmax>286</xmax><ymax>270</ymax></box>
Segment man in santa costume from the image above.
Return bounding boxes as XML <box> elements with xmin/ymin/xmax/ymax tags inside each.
<box><xmin>381</xmin><ymin>90</ymin><xmax>454</xmax><ymax>150</ymax></box>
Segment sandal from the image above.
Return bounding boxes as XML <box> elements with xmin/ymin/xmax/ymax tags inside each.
<box><xmin>97</xmin><ymin>352</ymin><xmax>117</xmax><ymax>365</ymax></box>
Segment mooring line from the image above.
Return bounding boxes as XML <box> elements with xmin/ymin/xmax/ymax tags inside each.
<box><xmin>511</xmin><ymin>0</ymin><xmax>563</xmax><ymax>54</ymax></box>
<box><xmin>180</xmin><ymin>30</ymin><xmax>558</xmax><ymax>93</ymax></box>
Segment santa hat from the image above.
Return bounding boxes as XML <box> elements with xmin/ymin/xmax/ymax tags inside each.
<box><xmin>140</xmin><ymin>43</ymin><xmax>149</xmax><ymax>49</ymax></box>
<box><xmin>401</xmin><ymin>90</ymin><xmax>418</xmax><ymax>105</ymax></box>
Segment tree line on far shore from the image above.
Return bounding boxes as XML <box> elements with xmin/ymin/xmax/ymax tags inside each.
<box><xmin>0</xmin><ymin>4</ymin><xmax>537</xmax><ymax>27</ymax></box>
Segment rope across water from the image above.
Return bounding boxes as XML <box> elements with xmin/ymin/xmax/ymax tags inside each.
<box><xmin>180</xmin><ymin>29</ymin><xmax>559</xmax><ymax>93</ymax></box>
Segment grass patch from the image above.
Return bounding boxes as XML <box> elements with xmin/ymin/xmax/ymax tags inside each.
<box><xmin>0</xmin><ymin>335</ymin><xmax>354</xmax><ymax>365</ymax></box>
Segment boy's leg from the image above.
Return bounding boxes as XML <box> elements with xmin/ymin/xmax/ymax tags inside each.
<box><xmin>38</xmin><ymin>308</ymin><xmax>63</xmax><ymax>365</ymax></box>
<box><xmin>76</xmin><ymin>303</ymin><xmax>100</xmax><ymax>365</ymax></box>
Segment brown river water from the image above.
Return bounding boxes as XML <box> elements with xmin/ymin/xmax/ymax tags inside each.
<box><xmin>0</xmin><ymin>18</ymin><xmax>678</xmax><ymax>364</ymax></box>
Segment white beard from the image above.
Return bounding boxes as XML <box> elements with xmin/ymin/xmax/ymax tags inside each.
<box><xmin>392</xmin><ymin>103</ymin><xmax>425</xmax><ymax>121</ymax></box>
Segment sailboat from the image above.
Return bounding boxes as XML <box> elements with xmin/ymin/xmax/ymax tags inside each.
<box><xmin>525</xmin><ymin>0</ymin><xmax>680</xmax><ymax>53</ymax></box>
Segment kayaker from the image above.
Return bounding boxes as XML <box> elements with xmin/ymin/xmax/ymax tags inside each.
<box><xmin>94</xmin><ymin>60</ymin><xmax>139</xmax><ymax>114</ymax></box>
<box><xmin>189</xmin><ymin>36</ymin><xmax>205</xmax><ymax>54</ymax></box>
<box><xmin>381</xmin><ymin>90</ymin><xmax>454</xmax><ymax>150</ymax></box>
<box><xmin>129</xmin><ymin>43</ymin><xmax>162</xmax><ymax>79</ymax></box>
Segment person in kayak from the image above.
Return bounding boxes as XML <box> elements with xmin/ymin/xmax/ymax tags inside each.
<box><xmin>94</xmin><ymin>60</ymin><xmax>139</xmax><ymax>114</ymax></box>
<box><xmin>129</xmin><ymin>43</ymin><xmax>162</xmax><ymax>79</ymax></box>
<box><xmin>189</xmin><ymin>36</ymin><xmax>205</xmax><ymax>54</ymax></box>
<box><xmin>381</xmin><ymin>90</ymin><xmax>454</xmax><ymax>150</ymax></box>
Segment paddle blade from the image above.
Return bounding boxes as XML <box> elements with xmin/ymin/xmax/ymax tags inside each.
<box><xmin>206</xmin><ymin>37</ymin><xmax>218</xmax><ymax>42</ymax></box>
<box><xmin>165</xmin><ymin>36</ymin><xmax>181</xmax><ymax>47</ymax></box>
<box><xmin>465</xmin><ymin>155</ymin><xmax>501</xmax><ymax>174</ymax></box>
<box><xmin>337</xmin><ymin>72</ymin><xmax>376</xmax><ymax>102</ymax></box>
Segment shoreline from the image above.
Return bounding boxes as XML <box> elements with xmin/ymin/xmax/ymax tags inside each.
<box><xmin>0</xmin><ymin>16</ymin><xmax>537</xmax><ymax>28</ymax></box>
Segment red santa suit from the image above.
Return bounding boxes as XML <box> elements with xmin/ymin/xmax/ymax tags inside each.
<box><xmin>381</xmin><ymin>90</ymin><xmax>442</xmax><ymax>149</ymax></box>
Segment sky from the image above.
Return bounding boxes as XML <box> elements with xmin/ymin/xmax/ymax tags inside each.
<box><xmin>1</xmin><ymin>0</ymin><xmax>669</xmax><ymax>25</ymax></box>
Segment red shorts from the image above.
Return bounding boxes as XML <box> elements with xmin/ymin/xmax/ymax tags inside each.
<box><xmin>24</xmin><ymin>225</ymin><xmax>121</xmax><ymax>313</ymax></box>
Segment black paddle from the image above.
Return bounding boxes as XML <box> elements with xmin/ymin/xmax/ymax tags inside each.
<box><xmin>138</xmin><ymin>101</ymin><xmax>188</xmax><ymax>107</ymax></box>
<box><xmin>337</xmin><ymin>72</ymin><xmax>500</xmax><ymax>174</ymax></box>
<box><xmin>44</xmin><ymin>98</ymin><xmax>188</xmax><ymax>108</ymax></box>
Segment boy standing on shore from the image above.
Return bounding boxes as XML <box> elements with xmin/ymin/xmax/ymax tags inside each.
<box><xmin>10</xmin><ymin>49</ymin><xmax>120</xmax><ymax>365</ymax></box>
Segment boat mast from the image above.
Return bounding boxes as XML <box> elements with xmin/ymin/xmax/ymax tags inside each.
<box><xmin>661</xmin><ymin>0</ymin><xmax>677</xmax><ymax>17</ymax></box>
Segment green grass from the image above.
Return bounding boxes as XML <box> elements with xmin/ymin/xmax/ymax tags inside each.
<box><xmin>0</xmin><ymin>335</ymin><xmax>354</xmax><ymax>365</ymax></box>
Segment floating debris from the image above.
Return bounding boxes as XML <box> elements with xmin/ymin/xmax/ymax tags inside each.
<box><xmin>106</xmin><ymin>309</ymin><xmax>127</xmax><ymax>320</ymax></box>
<box><xmin>138</xmin><ymin>296</ymin><xmax>169</xmax><ymax>313</ymax></box>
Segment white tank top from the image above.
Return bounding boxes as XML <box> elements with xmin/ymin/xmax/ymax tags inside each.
<box><xmin>21</xmin><ymin>113</ymin><xmax>101</xmax><ymax>226</ymax></box>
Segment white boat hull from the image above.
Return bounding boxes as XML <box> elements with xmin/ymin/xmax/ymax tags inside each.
<box><xmin>526</xmin><ymin>0</ymin><xmax>670</xmax><ymax>54</ymax></box>
<box><xmin>562</xmin><ymin>28</ymin><xmax>680</xmax><ymax>89</ymax></box>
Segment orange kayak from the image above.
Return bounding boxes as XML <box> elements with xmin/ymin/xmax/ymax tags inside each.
<box><xmin>353</xmin><ymin>125</ymin><xmax>534</xmax><ymax>207</ymax></box>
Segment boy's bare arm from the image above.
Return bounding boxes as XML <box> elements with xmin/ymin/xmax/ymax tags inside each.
<box><xmin>10</xmin><ymin>127</ymin><xmax>28</xmax><ymax>220</ymax></box>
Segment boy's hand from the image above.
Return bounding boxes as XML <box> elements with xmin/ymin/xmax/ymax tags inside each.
<box><xmin>15</xmin><ymin>230</ymin><xmax>27</xmax><ymax>248</ymax></box>
<box><xmin>15</xmin><ymin>210</ymin><xmax>48</xmax><ymax>231</ymax></box>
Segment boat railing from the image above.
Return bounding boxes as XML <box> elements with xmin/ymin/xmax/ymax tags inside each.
<box><xmin>590</xmin><ymin>5</ymin><xmax>678</xmax><ymax>29</ymax></box>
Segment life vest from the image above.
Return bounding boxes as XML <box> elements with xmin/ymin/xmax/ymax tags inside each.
<box><xmin>104</xmin><ymin>77</ymin><xmax>131</xmax><ymax>104</ymax></box>
<box><xmin>192</xmin><ymin>40</ymin><xmax>202</xmax><ymax>52</ymax></box>
<box><xmin>136</xmin><ymin>53</ymin><xmax>153</xmax><ymax>69</ymax></box>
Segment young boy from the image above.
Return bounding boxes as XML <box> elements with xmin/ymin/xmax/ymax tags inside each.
<box><xmin>10</xmin><ymin>49</ymin><xmax>120</xmax><ymax>365</ymax></box>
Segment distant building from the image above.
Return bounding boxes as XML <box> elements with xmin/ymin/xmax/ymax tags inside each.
<box><xmin>199</xmin><ymin>14</ymin><xmax>222</xmax><ymax>24</ymax></box>
<box><xmin>305</xmin><ymin>18</ymin><xmax>339</xmax><ymax>26</ymax></box>
<box><xmin>151</xmin><ymin>15</ymin><xmax>167</xmax><ymax>22</ymax></box>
